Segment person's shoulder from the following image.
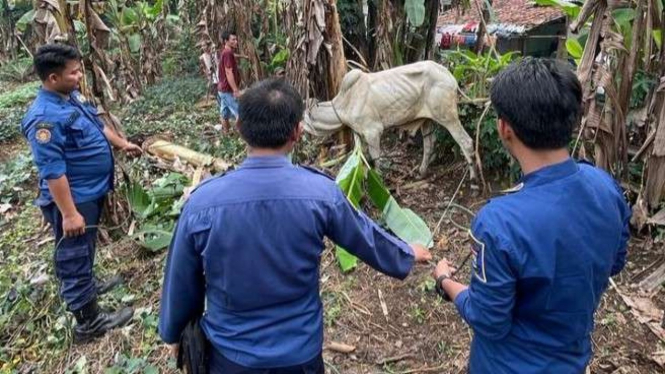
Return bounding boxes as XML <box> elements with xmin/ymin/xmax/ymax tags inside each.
<box><xmin>189</xmin><ymin>167</ymin><xmax>237</xmax><ymax>196</ymax></box>
<box><xmin>296</xmin><ymin>164</ymin><xmax>337</xmax><ymax>183</ymax></box>
<box><xmin>576</xmin><ymin>158</ymin><xmax>622</xmax><ymax>190</ymax></box>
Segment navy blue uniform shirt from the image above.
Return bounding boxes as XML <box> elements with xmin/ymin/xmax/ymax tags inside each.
<box><xmin>21</xmin><ymin>88</ymin><xmax>113</xmax><ymax>206</ymax></box>
<box><xmin>454</xmin><ymin>158</ymin><xmax>631</xmax><ymax>373</ymax></box>
<box><xmin>159</xmin><ymin>156</ymin><xmax>415</xmax><ymax>368</ymax></box>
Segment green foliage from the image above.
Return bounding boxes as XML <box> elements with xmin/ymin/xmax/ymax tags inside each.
<box><xmin>404</xmin><ymin>0</ymin><xmax>426</xmax><ymax>27</ymax></box>
<box><xmin>533</xmin><ymin>0</ymin><xmax>580</xmax><ymax>18</ymax></box>
<box><xmin>334</xmin><ymin>145</ymin><xmax>432</xmax><ymax>272</ymax></box>
<box><xmin>565</xmin><ymin>38</ymin><xmax>584</xmax><ymax>65</ymax></box>
<box><xmin>104</xmin><ymin>354</ymin><xmax>159</xmax><ymax>374</ymax></box>
<box><xmin>0</xmin><ymin>106</ymin><xmax>24</xmax><ymax>143</ymax></box>
<box><xmin>435</xmin><ymin>50</ymin><xmax>520</xmax><ymax>175</ymax></box>
<box><xmin>125</xmin><ymin>171</ymin><xmax>189</xmax><ymax>251</ymax></box>
<box><xmin>0</xmin><ymin>57</ymin><xmax>34</xmax><ymax>83</ymax></box>
<box><xmin>0</xmin><ymin>150</ymin><xmax>35</xmax><ymax>208</ymax></box>
<box><xmin>0</xmin><ymin>207</ymin><xmax>70</xmax><ymax>368</ymax></box>
<box><xmin>0</xmin><ymin>80</ymin><xmax>36</xmax><ymax>143</ymax></box>
<box><xmin>631</xmin><ymin>70</ymin><xmax>658</xmax><ymax>109</ymax></box>
<box><xmin>161</xmin><ymin>24</ymin><xmax>199</xmax><ymax>77</ymax></box>
<box><xmin>441</xmin><ymin>50</ymin><xmax>519</xmax><ymax>98</ymax></box>
<box><xmin>121</xmin><ymin>76</ymin><xmax>207</xmax><ymax>135</ymax></box>
<box><xmin>0</xmin><ymin>80</ymin><xmax>38</xmax><ymax>108</ymax></box>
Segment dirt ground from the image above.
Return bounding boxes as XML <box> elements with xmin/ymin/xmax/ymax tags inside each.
<box><xmin>2</xmin><ymin>131</ymin><xmax>665</xmax><ymax>373</ymax></box>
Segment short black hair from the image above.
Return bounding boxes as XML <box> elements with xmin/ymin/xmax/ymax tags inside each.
<box><xmin>34</xmin><ymin>44</ymin><xmax>81</xmax><ymax>81</ymax></box>
<box><xmin>238</xmin><ymin>79</ymin><xmax>304</xmax><ymax>149</ymax></box>
<box><xmin>490</xmin><ymin>57</ymin><xmax>582</xmax><ymax>149</ymax></box>
<box><xmin>221</xmin><ymin>31</ymin><xmax>237</xmax><ymax>42</ymax></box>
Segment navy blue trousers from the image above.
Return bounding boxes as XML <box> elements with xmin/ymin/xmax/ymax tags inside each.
<box><xmin>41</xmin><ymin>197</ymin><xmax>104</xmax><ymax>311</ymax></box>
<box><xmin>208</xmin><ymin>349</ymin><xmax>324</xmax><ymax>374</ymax></box>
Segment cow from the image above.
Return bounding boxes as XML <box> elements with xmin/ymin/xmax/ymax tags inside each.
<box><xmin>303</xmin><ymin>60</ymin><xmax>477</xmax><ymax>182</ymax></box>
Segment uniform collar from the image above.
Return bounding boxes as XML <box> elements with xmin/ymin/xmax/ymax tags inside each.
<box><xmin>240</xmin><ymin>155</ymin><xmax>293</xmax><ymax>169</ymax></box>
<box><xmin>519</xmin><ymin>157</ymin><xmax>579</xmax><ymax>188</ymax></box>
<box><xmin>37</xmin><ymin>87</ymin><xmax>69</xmax><ymax>104</ymax></box>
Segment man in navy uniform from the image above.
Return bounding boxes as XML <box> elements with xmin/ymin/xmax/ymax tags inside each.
<box><xmin>432</xmin><ymin>58</ymin><xmax>631</xmax><ymax>373</ymax></box>
<box><xmin>159</xmin><ymin>78</ymin><xmax>432</xmax><ymax>373</ymax></box>
<box><xmin>22</xmin><ymin>44</ymin><xmax>142</xmax><ymax>343</ymax></box>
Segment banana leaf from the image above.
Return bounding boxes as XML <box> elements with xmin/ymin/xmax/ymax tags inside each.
<box><xmin>382</xmin><ymin>197</ymin><xmax>433</xmax><ymax>248</ymax></box>
<box><xmin>334</xmin><ymin>148</ymin><xmax>365</xmax><ymax>272</ymax></box>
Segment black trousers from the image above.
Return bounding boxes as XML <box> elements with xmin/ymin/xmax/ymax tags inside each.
<box><xmin>208</xmin><ymin>348</ymin><xmax>324</xmax><ymax>374</ymax></box>
<box><xmin>40</xmin><ymin>197</ymin><xmax>104</xmax><ymax>311</ymax></box>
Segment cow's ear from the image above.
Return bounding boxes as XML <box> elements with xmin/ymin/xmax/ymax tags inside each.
<box><xmin>292</xmin><ymin>122</ymin><xmax>305</xmax><ymax>141</ymax></box>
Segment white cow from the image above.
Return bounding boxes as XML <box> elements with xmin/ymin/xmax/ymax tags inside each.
<box><xmin>303</xmin><ymin>60</ymin><xmax>477</xmax><ymax>181</ymax></box>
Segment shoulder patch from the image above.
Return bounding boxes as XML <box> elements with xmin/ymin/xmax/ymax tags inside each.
<box><xmin>299</xmin><ymin>165</ymin><xmax>335</xmax><ymax>181</ymax></box>
<box><xmin>469</xmin><ymin>230</ymin><xmax>487</xmax><ymax>283</ymax></box>
<box><xmin>35</xmin><ymin>124</ymin><xmax>52</xmax><ymax>144</ymax></box>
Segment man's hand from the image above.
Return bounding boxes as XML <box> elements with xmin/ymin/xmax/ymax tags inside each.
<box><xmin>411</xmin><ymin>243</ymin><xmax>432</xmax><ymax>263</ymax></box>
<box><xmin>432</xmin><ymin>258</ymin><xmax>456</xmax><ymax>279</ymax></box>
<box><xmin>63</xmin><ymin>211</ymin><xmax>86</xmax><ymax>238</ymax></box>
<box><xmin>121</xmin><ymin>142</ymin><xmax>143</xmax><ymax>157</ymax></box>
<box><xmin>168</xmin><ymin>343</ymin><xmax>179</xmax><ymax>358</ymax></box>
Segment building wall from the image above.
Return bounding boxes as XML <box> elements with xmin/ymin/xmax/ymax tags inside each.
<box><xmin>523</xmin><ymin>18</ymin><xmax>567</xmax><ymax>57</ymax></box>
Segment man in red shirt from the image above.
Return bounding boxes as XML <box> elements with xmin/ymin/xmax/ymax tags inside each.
<box><xmin>217</xmin><ymin>31</ymin><xmax>241</xmax><ymax>133</ymax></box>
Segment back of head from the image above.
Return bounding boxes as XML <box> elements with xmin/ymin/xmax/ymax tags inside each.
<box><xmin>238</xmin><ymin>79</ymin><xmax>304</xmax><ymax>149</ymax></box>
<box><xmin>490</xmin><ymin>57</ymin><xmax>582</xmax><ymax>150</ymax></box>
<box><xmin>34</xmin><ymin>43</ymin><xmax>81</xmax><ymax>82</ymax></box>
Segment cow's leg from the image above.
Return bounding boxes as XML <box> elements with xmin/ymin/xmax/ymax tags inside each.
<box><xmin>419</xmin><ymin>122</ymin><xmax>435</xmax><ymax>178</ymax></box>
<box><xmin>427</xmin><ymin>85</ymin><xmax>478</xmax><ymax>184</ymax></box>
<box><xmin>439</xmin><ymin>117</ymin><xmax>478</xmax><ymax>183</ymax></box>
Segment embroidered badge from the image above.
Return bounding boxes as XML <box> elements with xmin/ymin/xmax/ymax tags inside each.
<box><xmin>469</xmin><ymin>230</ymin><xmax>487</xmax><ymax>283</ymax></box>
<box><xmin>35</xmin><ymin>128</ymin><xmax>52</xmax><ymax>144</ymax></box>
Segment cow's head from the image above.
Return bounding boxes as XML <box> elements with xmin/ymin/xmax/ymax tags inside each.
<box><xmin>302</xmin><ymin>97</ymin><xmax>343</xmax><ymax>136</ymax></box>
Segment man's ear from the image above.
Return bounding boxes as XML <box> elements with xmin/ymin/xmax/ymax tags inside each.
<box><xmin>497</xmin><ymin>118</ymin><xmax>515</xmax><ymax>141</ymax></box>
<box><xmin>47</xmin><ymin>72</ymin><xmax>59</xmax><ymax>85</ymax></box>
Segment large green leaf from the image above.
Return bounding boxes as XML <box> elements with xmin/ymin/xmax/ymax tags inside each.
<box><xmin>566</xmin><ymin>38</ymin><xmax>584</xmax><ymax>59</ymax></box>
<box><xmin>335</xmin><ymin>149</ymin><xmax>365</xmax><ymax>207</ymax></box>
<box><xmin>334</xmin><ymin>149</ymin><xmax>367</xmax><ymax>271</ymax></box>
<box><xmin>336</xmin><ymin>246</ymin><xmax>357</xmax><ymax>272</ymax></box>
<box><xmin>134</xmin><ymin>228</ymin><xmax>172</xmax><ymax>251</ymax></box>
<box><xmin>654</xmin><ymin>30</ymin><xmax>662</xmax><ymax>49</ymax></box>
<box><xmin>382</xmin><ymin>197</ymin><xmax>433</xmax><ymax>248</ymax></box>
<box><xmin>612</xmin><ymin>8</ymin><xmax>635</xmax><ymax>28</ymax></box>
<box><xmin>15</xmin><ymin>9</ymin><xmax>34</xmax><ymax>33</ymax></box>
<box><xmin>533</xmin><ymin>0</ymin><xmax>580</xmax><ymax>18</ymax></box>
<box><xmin>128</xmin><ymin>34</ymin><xmax>141</xmax><ymax>54</ymax></box>
<box><xmin>126</xmin><ymin>180</ymin><xmax>150</xmax><ymax>216</ymax></box>
<box><xmin>404</xmin><ymin>0</ymin><xmax>426</xmax><ymax>27</ymax></box>
<box><xmin>366</xmin><ymin>169</ymin><xmax>390</xmax><ymax>212</ymax></box>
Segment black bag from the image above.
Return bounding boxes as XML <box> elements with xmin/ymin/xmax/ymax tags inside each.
<box><xmin>177</xmin><ymin>318</ymin><xmax>209</xmax><ymax>374</ymax></box>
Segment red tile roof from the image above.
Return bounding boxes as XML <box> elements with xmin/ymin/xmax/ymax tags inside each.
<box><xmin>437</xmin><ymin>0</ymin><xmax>565</xmax><ymax>29</ymax></box>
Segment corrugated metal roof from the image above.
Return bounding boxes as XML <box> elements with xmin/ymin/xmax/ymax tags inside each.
<box><xmin>437</xmin><ymin>0</ymin><xmax>565</xmax><ymax>29</ymax></box>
